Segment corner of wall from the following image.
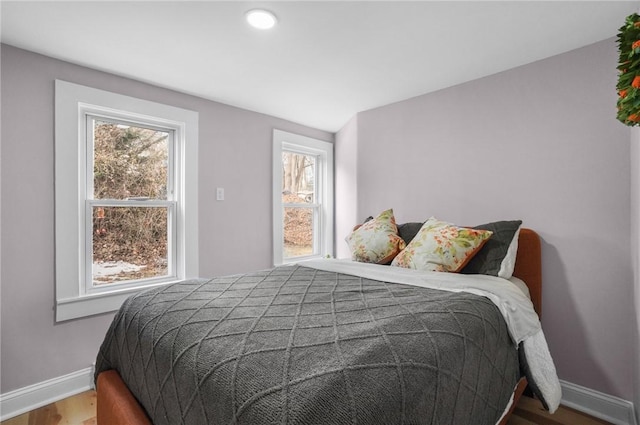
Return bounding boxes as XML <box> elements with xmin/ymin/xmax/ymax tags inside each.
<box><xmin>334</xmin><ymin>114</ymin><xmax>359</xmax><ymax>259</ymax></box>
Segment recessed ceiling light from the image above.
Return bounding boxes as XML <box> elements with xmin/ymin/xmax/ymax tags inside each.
<box><xmin>245</xmin><ymin>9</ymin><xmax>277</xmax><ymax>30</ymax></box>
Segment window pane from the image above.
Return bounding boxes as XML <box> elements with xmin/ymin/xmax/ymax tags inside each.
<box><xmin>281</xmin><ymin>151</ymin><xmax>315</xmax><ymax>203</ymax></box>
<box><xmin>283</xmin><ymin>207</ymin><xmax>315</xmax><ymax>259</ymax></box>
<box><xmin>93</xmin><ymin>120</ymin><xmax>169</xmax><ymax>200</ymax></box>
<box><xmin>92</xmin><ymin>206</ymin><xmax>168</xmax><ymax>285</ymax></box>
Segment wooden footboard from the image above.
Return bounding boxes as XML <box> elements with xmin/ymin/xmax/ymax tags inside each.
<box><xmin>96</xmin><ymin>369</ymin><xmax>152</xmax><ymax>425</ymax></box>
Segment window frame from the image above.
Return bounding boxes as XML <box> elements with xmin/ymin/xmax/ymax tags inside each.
<box><xmin>55</xmin><ymin>80</ymin><xmax>199</xmax><ymax>322</ymax></box>
<box><xmin>272</xmin><ymin>129</ymin><xmax>334</xmax><ymax>265</ymax></box>
<box><xmin>84</xmin><ymin>114</ymin><xmax>177</xmax><ymax>293</ymax></box>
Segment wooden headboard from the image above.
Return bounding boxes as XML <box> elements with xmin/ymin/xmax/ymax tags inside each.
<box><xmin>512</xmin><ymin>228</ymin><xmax>542</xmax><ymax>318</ymax></box>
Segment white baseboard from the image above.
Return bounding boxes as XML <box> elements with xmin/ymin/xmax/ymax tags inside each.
<box><xmin>0</xmin><ymin>367</ymin><xmax>94</xmax><ymax>421</ymax></box>
<box><xmin>560</xmin><ymin>380</ymin><xmax>638</xmax><ymax>425</ymax></box>
<box><xmin>1</xmin><ymin>370</ymin><xmax>637</xmax><ymax>424</ymax></box>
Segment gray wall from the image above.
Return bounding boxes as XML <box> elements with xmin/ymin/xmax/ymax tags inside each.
<box><xmin>335</xmin><ymin>38</ymin><xmax>636</xmax><ymax>401</ymax></box>
<box><xmin>3</xmin><ymin>36</ymin><xmax>639</xmax><ymax>411</ymax></box>
<box><xmin>0</xmin><ymin>44</ymin><xmax>333</xmax><ymax>393</ymax></box>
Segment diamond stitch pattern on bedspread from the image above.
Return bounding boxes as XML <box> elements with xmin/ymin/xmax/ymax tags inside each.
<box><xmin>95</xmin><ymin>265</ymin><xmax>519</xmax><ymax>425</ymax></box>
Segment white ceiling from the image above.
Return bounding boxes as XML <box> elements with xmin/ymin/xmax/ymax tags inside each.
<box><xmin>2</xmin><ymin>1</ymin><xmax>638</xmax><ymax>132</ymax></box>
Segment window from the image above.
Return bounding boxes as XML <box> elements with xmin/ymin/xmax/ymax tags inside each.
<box><xmin>55</xmin><ymin>80</ymin><xmax>198</xmax><ymax>322</ymax></box>
<box><xmin>272</xmin><ymin>130</ymin><xmax>333</xmax><ymax>265</ymax></box>
<box><xmin>87</xmin><ymin>118</ymin><xmax>174</xmax><ymax>290</ymax></box>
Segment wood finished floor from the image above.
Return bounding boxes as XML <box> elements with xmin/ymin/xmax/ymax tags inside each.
<box><xmin>1</xmin><ymin>391</ymin><xmax>96</xmax><ymax>425</ymax></box>
<box><xmin>0</xmin><ymin>391</ymin><xmax>612</xmax><ymax>425</ymax></box>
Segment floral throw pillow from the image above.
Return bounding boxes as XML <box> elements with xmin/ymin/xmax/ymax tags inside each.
<box><xmin>391</xmin><ymin>217</ymin><xmax>493</xmax><ymax>272</ymax></box>
<box><xmin>346</xmin><ymin>209</ymin><xmax>406</xmax><ymax>264</ymax></box>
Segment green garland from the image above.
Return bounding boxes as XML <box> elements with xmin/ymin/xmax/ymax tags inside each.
<box><xmin>617</xmin><ymin>13</ymin><xmax>640</xmax><ymax>126</ymax></box>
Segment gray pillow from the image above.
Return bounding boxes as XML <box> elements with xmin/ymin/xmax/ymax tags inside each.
<box><xmin>396</xmin><ymin>222</ymin><xmax>424</xmax><ymax>246</ymax></box>
<box><xmin>460</xmin><ymin>220</ymin><xmax>522</xmax><ymax>276</ymax></box>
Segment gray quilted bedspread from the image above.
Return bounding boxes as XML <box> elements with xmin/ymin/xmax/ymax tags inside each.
<box><xmin>95</xmin><ymin>265</ymin><xmax>519</xmax><ymax>425</ymax></box>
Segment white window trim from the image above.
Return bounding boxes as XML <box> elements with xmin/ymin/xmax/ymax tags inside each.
<box><xmin>272</xmin><ymin>129</ymin><xmax>334</xmax><ymax>266</ymax></box>
<box><xmin>55</xmin><ymin>80</ymin><xmax>199</xmax><ymax>322</ymax></box>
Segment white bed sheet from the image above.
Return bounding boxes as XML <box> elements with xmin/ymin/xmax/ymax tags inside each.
<box><xmin>509</xmin><ymin>275</ymin><xmax>531</xmax><ymax>299</ymax></box>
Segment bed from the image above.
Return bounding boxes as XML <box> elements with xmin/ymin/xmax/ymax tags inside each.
<box><xmin>94</xmin><ymin>219</ymin><xmax>560</xmax><ymax>425</ymax></box>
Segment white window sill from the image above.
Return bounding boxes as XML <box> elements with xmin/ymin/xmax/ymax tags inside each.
<box><xmin>56</xmin><ymin>280</ymin><xmax>184</xmax><ymax>321</ymax></box>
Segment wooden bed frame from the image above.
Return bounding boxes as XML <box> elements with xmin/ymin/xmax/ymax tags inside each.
<box><xmin>96</xmin><ymin>228</ymin><xmax>542</xmax><ymax>425</ymax></box>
